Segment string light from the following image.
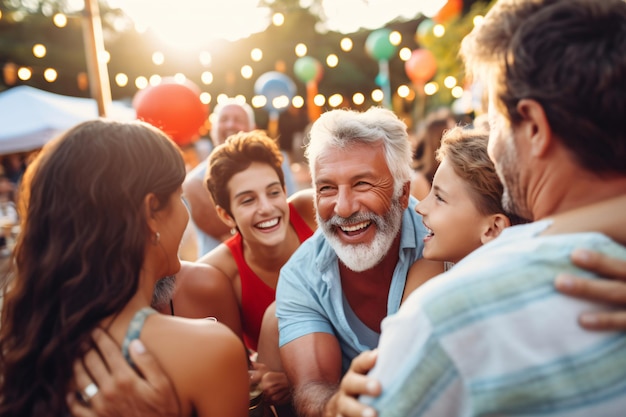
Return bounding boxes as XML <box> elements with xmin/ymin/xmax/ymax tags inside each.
<box><xmin>313</xmin><ymin>94</ymin><xmax>325</xmax><ymax>106</ymax></box>
<box><xmin>152</xmin><ymin>52</ymin><xmax>165</xmax><ymax>65</ymax></box>
<box><xmin>53</xmin><ymin>13</ymin><xmax>67</xmax><ymax>28</ymax></box>
<box><xmin>251</xmin><ymin>48</ymin><xmax>263</xmax><ymax>62</ymax></box>
<box><xmin>241</xmin><ymin>65</ymin><xmax>253</xmax><ymax>79</ymax></box>
<box><xmin>16</xmin><ymin>67</ymin><xmax>32</xmax><ymax>81</ymax></box>
<box><xmin>199</xmin><ymin>51</ymin><xmax>212</xmax><ymax>67</ymax></box>
<box><xmin>32</xmin><ymin>44</ymin><xmax>46</xmax><ymax>58</ymax></box>
<box><xmin>272</xmin><ymin>12</ymin><xmax>285</xmax><ymax>26</ymax></box>
<box><xmin>201</xmin><ymin>71</ymin><xmax>213</xmax><ymax>85</ymax></box>
<box><xmin>371</xmin><ymin>89</ymin><xmax>384</xmax><ymax>103</ymax></box>
<box><xmin>135</xmin><ymin>76</ymin><xmax>148</xmax><ymax>89</ymax></box>
<box><xmin>292</xmin><ymin>95</ymin><xmax>304</xmax><ymax>108</ymax></box>
<box><xmin>326</xmin><ymin>54</ymin><xmax>339</xmax><ymax>68</ymax></box>
<box><xmin>424</xmin><ymin>82</ymin><xmax>439</xmax><ymax>95</ymax></box>
<box><xmin>352</xmin><ymin>92</ymin><xmax>365</xmax><ymax>106</ymax></box>
<box><xmin>1</xmin><ymin>1</ymin><xmax>483</xmax><ymax>122</ymax></box>
<box><xmin>444</xmin><ymin>76</ymin><xmax>457</xmax><ymax>89</ymax></box>
<box><xmin>389</xmin><ymin>31</ymin><xmax>402</xmax><ymax>46</ymax></box>
<box><xmin>451</xmin><ymin>86</ymin><xmax>464</xmax><ymax>98</ymax></box>
<box><xmin>397</xmin><ymin>85</ymin><xmax>411</xmax><ymax>98</ymax></box>
<box><xmin>115</xmin><ymin>73</ymin><xmax>128</xmax><ymax>87</ymax></box>
<box><xmin>340</xmin><ymin>37</ymin><xmax>353</xmax><ymax>52</ymax></box>
<box><xmin>295</xmin><ymin>43</ymin><xmax>307</xmax><ymax>57</ymax></box>
<box><xmin>399</xmin><ymin>47</ymin><xmax>412</xmax><ymax>61</ymax></box>
<box><xmin>200</xmin><ymin>92</ymin><xmax>211</xmax><ymax>104</ymax></box>
<box><xmin>43</xmin><ymin>68</ymin><xmax>57</xmax><ymax>82</ymax></box>
<box><xmin>433</xmin><ymin>24</ymin><xmax>445</xmax><ymax>37</ymax></box>
<box><xmin>328</xmin><ymin>94</ymin><xmax>343</xmax><ymax>108</ymax></box>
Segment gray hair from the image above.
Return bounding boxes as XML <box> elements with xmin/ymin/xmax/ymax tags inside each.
<box><xmin>210</xmin><ymin>98</ymin><xmax>256</xmax><ymax>139</ymax></box>
<box><xmin>151</xmin><ymin>275</ymin><xmax>176</xmax><ymax>311</ymax></box>
<box><xmin>305</xmin><ymin>107</ymin><xmax>412</xmax><ymax>196</ymax></box>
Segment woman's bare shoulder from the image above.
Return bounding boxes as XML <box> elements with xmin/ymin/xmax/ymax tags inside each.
<box><xmin>196</xmin><ymin>244</ymin><xmax>237</xmax><ymax>278</ymax></box>
<box><xmin>142</xmin><ymin>316</ymin><xmax>248</xmax><ymax>415</ymax></box>
<box><xmin>178</xmin><ymin>261</ymin><xmax>229</xmax><ymax>288</ymax></box>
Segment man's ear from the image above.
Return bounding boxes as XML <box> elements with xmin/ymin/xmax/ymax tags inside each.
<box><xmin>481</xmin><ymin>213</ymin><xmax>511</xmax><ymax>245</ymax></box>
<box><xmin>516</xmin><ymin>99</ymin><xmax>552</xmax><ymax>158</ymax></box>
<box><xmin>215</xmin><ymin>205</ymin><xmax>236</xmax><ymax>229</ymax></box>
<box><xmin>399</xmin><ymin>181</ymin><xmax>411</xmax><ymax>209</ymax></box>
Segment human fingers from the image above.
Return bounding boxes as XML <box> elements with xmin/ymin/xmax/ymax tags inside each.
<box><xmin>555</xmin><ymin>273</ymin><xmax>626</xmax><ymax>305</ymax></box>
<box><xmin>577</xmin><ymin>310</ymin><xmax>626</xmax><ymax>331</ymax></box>
<box><xmin>334</xmin><ymin>351</ymin><xmax>380</xmax><ymax>417</ymax></box>
<box><xmin>127</xmin><ymin>339</ymin><xmax>181</xmax><ymax>417</ymax></box>
<box><xmin>66</xmin><ymin>391</ymin><xmax>98</xmax><ymax>417</ymax></box>
<box><xmin>249</xmin><ymin>360</ymin><xmax>267</xmax><ymax>388</ymax></box>
<box><xmin>339</xmin><ymin>350</ymin><xmax>381</xmax><ymax>398</ymax></box>
<box><xmin>88</xmin><ymin>328</ymin><xmax>129</xmax><ymax>379</ymax></box>
<box><xmin>336</xmin><ymin>392</ymin><xmax>377</xmax><ymax>417</ymax></box>
<box><xmin>259</xmin><ymin>372</ymin><xmax>291</xmax><ymax>405</ymax></box>
<box><xmin>570</xmin><ymin>249</ymin><xmax>626</xmax><ymax>281</ymax></box>
<box><xmin>67</xmin><ymin>360</ymin><xmax>99</xmax><ymax>417</ymax></box>
<box><xmin>348</xmin><ymin>350</ymin><xmax>379</xmax><ymax>378</ymax></box>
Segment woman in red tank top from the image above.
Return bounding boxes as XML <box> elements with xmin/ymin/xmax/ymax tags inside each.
<box><xmin>162</xmin><ymin>130</ymin><xmax>317</xmax><ymax>416</ymax></box>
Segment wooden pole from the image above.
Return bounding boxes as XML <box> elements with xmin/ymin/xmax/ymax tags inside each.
<box><xmin>82</xmin><ymin>0</ymin><xmax>111</xmax><ymax>117</ymax></box>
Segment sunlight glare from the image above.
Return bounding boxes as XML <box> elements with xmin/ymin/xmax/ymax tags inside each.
<box><xmin>120</xmin><ymin>0</ymin><xmax>272</xmax><ymax>49</ymax></box>
<box><xmin>318</xmin><ymin>0</ymin><xmax>447</xmax><ymax>33</ymax></box>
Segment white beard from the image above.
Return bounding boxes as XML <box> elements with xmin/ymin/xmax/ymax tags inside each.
<box><xmin>318</xmin><ymin>196</ymin><xmax>405</xmax><ymax>272</ymax></box>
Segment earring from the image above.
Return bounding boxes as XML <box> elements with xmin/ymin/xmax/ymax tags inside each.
<box><xmin>230</xmin><ymin>228</ymin><xmax>236</xmax><ymax>235</ymax></box>
<box><xmin>153</xmin><ymin>231</ymin><xmax>161</xmax><ymax>245</ymax></box>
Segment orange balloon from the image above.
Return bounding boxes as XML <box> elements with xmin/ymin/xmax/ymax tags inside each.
<box><xmin>133</xmin><ymin>82</ymin><xmax>207</xmax><ymax>147</ymax></box>
<box><xmin>434</xmin><ymin>0</ymin><xmax>463</xmax><ymax>24</ymax></box>
<box><xmin>405</xmin><ymin>49</ymin><xmax>437</xmax><ymax>85</ymax></box>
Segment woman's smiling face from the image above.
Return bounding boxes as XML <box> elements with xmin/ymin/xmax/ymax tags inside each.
<box><xmin>226</xmin><ymin>161</ymin><xmax>289</xmax><ymax>246</ymax></box>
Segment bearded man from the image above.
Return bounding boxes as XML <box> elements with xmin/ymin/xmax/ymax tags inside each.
<box><xmin>274</xmin><ymin>107</ymin><xmax>444</xmax><ymax>417</ymax></box>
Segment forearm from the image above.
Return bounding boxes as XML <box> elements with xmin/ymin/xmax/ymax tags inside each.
<box><xmin>293</xmin><ymin>380</ymin><xmax>339</xmax><ymax>417</ymax></box>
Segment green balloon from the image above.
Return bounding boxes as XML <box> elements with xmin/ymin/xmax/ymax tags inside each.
<box><xmin>294</xmin><ymin>56</ymin><xmax>320</xmax><ymax>83</ymax></box>
<box><xmin>365</xmin><ymin>29</ymin><xmax>396</xmax><ymax>61</ymax></box>
<box><xmin>416</xmin><ymin>19</ymin><xmax>434</xmax><ymax>46</ymax></box>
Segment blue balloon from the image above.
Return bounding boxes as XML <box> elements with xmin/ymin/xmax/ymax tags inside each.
<box><xmin>254</xmin><ymin>71</ymin><xmax>296</xmax><ymax>115</ymax></box>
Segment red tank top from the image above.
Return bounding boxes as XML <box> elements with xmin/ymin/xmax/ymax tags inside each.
<box><xmin>225</xmin><ymin>202</ymin><xmax>314</xmax><ymax>351</ymax></box>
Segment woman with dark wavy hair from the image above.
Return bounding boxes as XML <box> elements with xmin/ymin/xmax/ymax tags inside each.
<box><xmin>0</xmin><ymin>119</ymin><xmax>248</xmax><ymax>417</ymax></box>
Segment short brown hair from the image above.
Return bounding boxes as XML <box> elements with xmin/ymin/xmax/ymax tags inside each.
<box><xmin>205</xmin><ymin>130</ymin><xmax>284</xmax><ymax>216</ymax></box>
<box><xmin>436</xmin><ymin>126</ymin><xmax>526</xmax><ymax>225</ymax></box>
<box><xmin>461</xmin><ymin>0</ymin><xmax>626</xmax><ymax>174</ymax></box>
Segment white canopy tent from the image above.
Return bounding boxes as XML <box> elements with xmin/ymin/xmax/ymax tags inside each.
<box><xmin>0</xmin><ymin>86</ymin><xmax>136</xmax><ymax>155</ymax></box>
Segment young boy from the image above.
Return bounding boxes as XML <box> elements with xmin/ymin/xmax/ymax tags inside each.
<box><xmin>411</xmin><ymin>126</ymin><xmax>525</xmax><ymax>273</ymax></box>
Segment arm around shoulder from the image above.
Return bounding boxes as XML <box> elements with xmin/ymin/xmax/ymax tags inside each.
<box><xmin>555</xmin><ymin>249</ymin><xmax>626</xmax><ymax>331</ymax></box>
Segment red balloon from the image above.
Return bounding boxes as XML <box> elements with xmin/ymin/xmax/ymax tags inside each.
<box><xmin>133</xmin><ymin>81</ymin><xmax>207</xmax><ymax>147</ymax></box>
<box><xmin>405</xmin><ymin>49</ymin><xmax>437</xmax><ymax>85</ymax></box>
<box><xmin>434</xmin><ymin>0</ymin><xmax>462</xmax><ymax>24</ymax></box>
